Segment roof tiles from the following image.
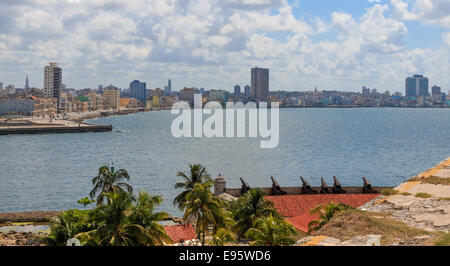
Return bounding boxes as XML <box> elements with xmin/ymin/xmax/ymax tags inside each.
<box><xmin>164</xmin><ymin>224</ymin><xmax>197</xmax><ymax>243</ymax></box>
<box><xmin>265</xmin><ymin>194</ymin><xmax>379</xmax><ymax>232</ymax></box>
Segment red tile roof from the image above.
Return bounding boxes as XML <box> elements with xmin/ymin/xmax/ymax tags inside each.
<box><xmin>265</xmin><ymin>194</ymin><xmax>379</xmax><ymax>232</ymax></box>
<box><xmin>287</xmin><ymin>213</ymin><xmax>319</xmax><ymax>233</ymax></box>
<box><xmin>164</xmin><ymin>224</ymin><xmax>197</xmax><ymax>243</ymax></box>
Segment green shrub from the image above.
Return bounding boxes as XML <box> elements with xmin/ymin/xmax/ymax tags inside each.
<box><xmin>43</xmin><ymin>209</ymin><xmax>93</xmax><ymax>246</ymax></box>
<box><xmin>381</xmin><ymin>188</ymin><xmax>399</xmax><ymax>196</ymax></box>
<box><xmin>415</xmin><ymin>193</ymin><xmax>432</xmax><ymax>199</ymax></box>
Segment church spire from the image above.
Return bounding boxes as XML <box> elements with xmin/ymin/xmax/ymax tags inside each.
<box><xmin>25</xmin><ymin>75</ymin><xmax>30</xmax><ymax>91</ymax></box>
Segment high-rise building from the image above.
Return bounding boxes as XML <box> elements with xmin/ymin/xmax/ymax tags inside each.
<box><xmin>251</xmin><ymin>67</ymin><xmax>269</xmax><ymax>101</ymax></box>
<box><xmin>44</xmin><ymin>62</ymin><xmax>62</xmax><ymax>98</ymax></box>
<box><xmin>405</xmin><ymin>75</ymin><xmax>429</xmax><ymax>97</ymax></box>
<box><xmin>234</xmin><ymin>85</ymin><xmax>241</xmax><ymax>96</ymax></box>
<box><xmin>0</xmin><ymin>82</ymin><xmax>3</xmax><ymax>92</ymax></box>
<box><xmin>165</xmin><ymin>79</ymin><xmax>172</xmax><ymax>95</ymax></box>
<box><xmin>25</xmin><ymin>75</ymin><xmax>30</xmax><ymax>91</ymax></box>
<box><xmin>129</xmin><ymin>80</ymin><xmax>146</xmax><ymax>105</ymax></box>
<box><xmin>244</xmin><ymin>85</ymin><xmax>250</xmax><ymax>97</ymax></box>
<box><xmin>431</xmin><ymin>85</ymin><xmax>441</xmax><ymax>96</ymax></box>
<box><xmin>103</xmin><ymin>85</ymin><xmax>121</xmax><ymax>110</ymax></box>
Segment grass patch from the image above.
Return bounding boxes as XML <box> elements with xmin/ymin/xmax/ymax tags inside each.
<box><xmin>410</xmin><ymin>176</ymin><xmax>450</xmax><ymax>185</ymax></box>
<box><xmin>438</xmin><ymin>197</ymin><xmax>450</xmax><ymax>201</ymax></box>
<box><xmin>415</xmin><ymin>193</ymin><xmax>432</xmax><ymax>199</ymax></box>
<box><xmin>400</xmin><ymin>192</ymin><xmax>412</xmax><ymax>196</ymax></box>
<box><xmin>433</xmin><ymin>233</ymin><xmax>450</xmax><ymax>246</ymax></box>
<box><xmin>381</xmin><ymin>188</ymin><xmax>399</xmax><ymax>196</ymax></box>
<box><xmin>10</xmin><ymin>222</ymin><xmax>34</xmax><ymax>226</ymax></box>
<box><xmin>311</xmin><ymin>209</ymin><xmax>430</xmax><ymax>245</ymax></box>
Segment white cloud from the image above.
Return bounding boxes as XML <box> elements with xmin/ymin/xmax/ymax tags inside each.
<box><xmin>391</xmin><ymin>0</ymin><xmax>450</xmax><ymax>28</ymax></box>
<box><xmin>0</xmin><ymin>0</ymin><xmax>448</xmax><ymax>92</ymax></box>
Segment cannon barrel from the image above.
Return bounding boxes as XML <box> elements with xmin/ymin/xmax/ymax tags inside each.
<box><xmin>333</xmin><ymin>176</ymin><xmax>342</xmax><ymax>187</ymax></box>
<box><xmin>240</xmin><ymin>177</ymin><xmax>250</xmax><ymax>194</ymax></box>
<box><xmin>362</xmin><ymin>177</ymin><xmax>377</xmax><ymax>193</ymax></box>
<box><xmin>300</xmin><ymin>177</ymin><xmax>318</xmax><ymax>194</ymax></box>
<box><xmin>332</xmin><ymin>176</ymin><xmax>346</xmax><ymax>194</ymax></box>
<box><xmin>271</xmin><ymin>176</ymin><xmax>280</xmax><ymax>187</ymax></box>
<box><xmin>271</xmin><ymin>176</ymin><xmax>287</xmax><ymax>195</ymax></box>
<box><xmin>320</xmin><ymin>178</ymin><xmax>331</xmax><ymax>194</ymax></box>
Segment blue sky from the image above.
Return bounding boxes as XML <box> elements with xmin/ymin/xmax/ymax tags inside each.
<box><xmin>0</xmin><ymin>0</ymin><xmax>449</xmax><ymax>93</ymax></box>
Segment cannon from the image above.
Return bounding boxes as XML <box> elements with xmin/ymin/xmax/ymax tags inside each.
<box><xmin>362</xmin><ymin>177</ymin><xmax>377</xmax><ymax>194</ymax></box>
<box><xmin>240</xmin><ymin>177</ymin><xmax>251</xmax><ymax>195</ymax></box>
<box><xmin>332</xmin><ymin>176</ymin><xmax>346</xmax><ymax>194</ymax></box>
<box><xmin>300</xmin><ymin>177</ymin><xmax>318</xmax><ymax>194</ymax></box>
<box><xmin>320</xmin><ymin>178</ymin><xmax>331</xmax><ymax>194</ymax></box>
<box><xmin>271</xmin><ymin>176</ymin><xmax>287</xmax><ymax>195</ymax></box>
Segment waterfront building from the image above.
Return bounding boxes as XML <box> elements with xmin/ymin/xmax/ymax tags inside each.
<box><xmin>150</xmin><ymin>88</ymin><xmax>164</xmax><ymax>97</ymax></box>
<box><xmin>208</xmin><ymin>90</ymin><xmax>228</xmax><ymax>102</ymax></box>
<box><xmin>0</xmin><ymin>82</ymin><xmax>3</xmax><ymax>92</ymax></box>
<box><xmin>431</xmin><ymin>86</ymin><xmax>442</xmax><ymax>103</ymax></box>
<box><xmin>244</xmin><ymin>85</ymin><xmax>250</xmax><ymax>97</ymax></box>
<box><xmin>431</xmin><ymin>85</ymin><xmax>441</xmax><ymax>96</ymax></box>
<box><xmin>234</xmin><ymin>85</ymin><xmax>241</xmax><ymax>96</ymax></box>
<box><xmin>406</xmin><ymin>75</ymin><xmax>429</xmax><ymax>97</ymax></box>
<box><xmin>152</xmin><ymin>95</ymin><xmax>160</xmax><ymax>108</ymax></box>
<box><xmin>103</xmin><ymin>85</ymin><xmax>121</xmax><ymax>110</ymax></box>
<box><xmin>0</xmin><ymin>98</ymin><xmax>58</xmax><ymax>116</ymax></box>
<box><xmin>44</xmin><ymin>62</ymin><xmax>62</xmax><ymax>98</ymax></box>
<box><xmin>251</xmin><ymin>67</ymin><xmax>269</xmax><ymax>101</ymax></box>
<box><xmin>129</xmin><ymin>80</ymin><xmax>146</xmax><ymax>105</ymax></box>
<box><xmin>180</xmin><ymin>87</ymin><xmax>199</xmax><ymax>104</ymax></box>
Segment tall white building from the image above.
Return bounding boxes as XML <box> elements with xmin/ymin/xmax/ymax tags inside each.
<box><xmin>251</xmin><ymin>67</ymin><xmax>269</xmax><ymax>101</ymax></box>
<box><xmin>44</xmin><ymin>62</ymin><xmax>62</xmax><ymax>98</ymax></box>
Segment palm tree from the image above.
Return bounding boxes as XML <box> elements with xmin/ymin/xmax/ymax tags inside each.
<box><xmin>76</xmin><ymin>191</ymin><xmax>172</xmax><ymax>246</ymax></box>
<box><xmin>232</xmin><ymin>189</ymin><xmax>278</xmax><ymax>239</ymax></box>
<box><xmin>307</xmin><ymin>202</ymin><xmax>353</xmax><ymax>234</ymax></box>
<box><xmin>128</xmin><ymin>191</ymin><xmax>172</xmax><ymax>245</ymax></box>
<box><xmin>245</xmin><ymin>215</ymin><xmax>296</xmax><ymax>246</ymax></box>
<box><xmin>89</xmin><ymin>165</ymin><xmax>133</xmax><ymax>205</ymax></box>
<box><xmin>210</xmin><ymin>228</ymin><xmax>236</xmax><ymax>246</ymax></box>
<box><xmin>174</xmin><ymin>164</ymin><xmax>211</xmax><ymax>210</ymax></box>
<box><xmin>182</xmin><ymin>182</ymin><xmax>224</xmax><ymax>246</ymax></box>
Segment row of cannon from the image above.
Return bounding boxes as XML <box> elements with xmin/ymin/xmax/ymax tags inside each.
<box><xmin>239</xmin><ymin>176</ymin><xmax>377</xmax><ymax>195</ymax></box>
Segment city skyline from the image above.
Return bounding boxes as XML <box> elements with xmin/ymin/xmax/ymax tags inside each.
<box><xmin>0</xmin><ymin>1</ymin><xmax>449</xmax><ymax>92</ymax></box>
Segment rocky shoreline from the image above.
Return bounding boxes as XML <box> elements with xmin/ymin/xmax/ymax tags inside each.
<box><xmin>0</xmin><ymin>231</ymin><xmax>44</xmax><ymax>246</ymax></box>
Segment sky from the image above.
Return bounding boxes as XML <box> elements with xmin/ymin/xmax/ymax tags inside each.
<box><xmin>0</xmin><ymin>0</ymin><xmax>449</xmax><ymax>93</ymax></box>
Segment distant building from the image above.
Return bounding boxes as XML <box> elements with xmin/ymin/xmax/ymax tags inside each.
<box><xmin>0</xmin><ymin>98</ymin><xmax>57</xmax><ymax>116</ymax></box>
<box><xmin>0</xmin><ymin>82</ymin><xmax>3</xmax><ymax>92</ymax></box>
<box><xmin>234</xmin><ymin>85</ymin><xmax>241</xmax><ymax>96</ymax></box>
<box><xmin>129</xmin><ymin>80</ymin><xmax>146</xmax><ymax>105</ymax></box>
<box><xmin>431</xmin><ymin>86</ymin><xmax>443</xmax><ymax>103</ymax></box>
<box><xmin>362</xmin><ymin>86</ymin><xmax>370</xmax><ymax>94</ymax></box>
<box><xmin>208</xmin><ymin>90</ymin><xmax>228</xmax><ymax>102</ymax></box>
<box><xmin>431</xmin><ymin>85</ymin><xmax>441</xmax><ymax>96</ymax></box>
<box><xmin>180</xmin><ymin>87</ymin><xmax>199</xmax><ymax>104</ymax></box>
<box><xmin>44</xmin><ymin>62</ymin><xmax>62</xmax><ymax>98</ymax></box>
<box><xmin>5</xmin><ymin>85</ymin><xmax>15</xmax><ymax>95</ymax></box>
<box><xmin>165</xmin><ymin>79</ymin><xmax>172</xmax><ymax>95</ymax></box>
<box><xmin>251</xmin><ymin>67</ymin><xmax>269</xmax><ymax>101</ymax></box>
<box><xmin>25</xmin><ymin>75</ymin><xmax>30</xmax><ymax>91</ymax></box>
<box><xmin>406</xmin><ymin>75</ymin><xmax>429</xmax><ymax>97</ymax></box>
<box><xmin>103</xmin><ymin>85</ymin><xmax>121</xmax><ymax>110</ymax></box>
<box><xmin>244</xmin><ymin>85</ymin><xmax>250</xmax><ymax>97</ymax></box>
